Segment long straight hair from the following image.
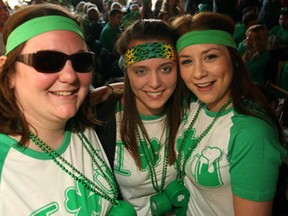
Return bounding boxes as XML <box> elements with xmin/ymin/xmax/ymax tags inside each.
<box><xmin>115</xmin><ymin>19</ymin><xmax>184</xmax><ymax>167</ymax></box>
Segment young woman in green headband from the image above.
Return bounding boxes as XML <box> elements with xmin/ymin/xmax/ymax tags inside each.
<box><xmin>0</xmin><ymin>3</ymin><xmax>136</xmax><ymax>215</ymax></box>
<box><xmin>94</xmin><ymin>19</ymin><xmax>186</xmax><ymax>215</ymax></box>
<box><xmin>171</xmin><ymin>12</ymin><xmax>288</xmax><ymax>215</ymax></box>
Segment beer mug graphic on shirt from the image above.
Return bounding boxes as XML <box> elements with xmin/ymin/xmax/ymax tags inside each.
<box><xmin>190</xmin><ymin>146</ymin><xmax>224</xmax><ymax>188</ymax></box>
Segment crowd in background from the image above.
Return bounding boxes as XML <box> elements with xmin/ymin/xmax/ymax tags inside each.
<box><xmin>1</xmin><ymin>0</ymin><xmax>288</xmax><ymax>89</ymax></box>
<box><xmin>0</xmin><ymin>0</ymin><xmax>288</xmax><ymax>215</ymax></box>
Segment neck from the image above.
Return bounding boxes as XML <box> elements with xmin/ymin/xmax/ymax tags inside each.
<box><xmin>27</xmin><ymin>121</ymin><xmax>67</xmax><ymax>151</ymax></box>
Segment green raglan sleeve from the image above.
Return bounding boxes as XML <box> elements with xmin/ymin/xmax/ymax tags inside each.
<box><xmin>228</xmin><ymin>114</ymin><xmax>287</xmax><ymax>201</ymax></box>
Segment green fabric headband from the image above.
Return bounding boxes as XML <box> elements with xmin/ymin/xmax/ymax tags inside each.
<box><xmin>176</xmin><ymin>30</ymin><xmax>237</xmax><ymax>53</ymax></box>
<box><xmin>123</xmin><ymin>42</ymin><xmax>177</xmax><ymax>68</ymax></box>
<box><xmin>6</xmin><ymin>15</ymin><xmax>84</xmax><ymax>55</ymax></box>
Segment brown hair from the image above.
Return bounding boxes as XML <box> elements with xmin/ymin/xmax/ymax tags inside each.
<box><xmin>172</xmin><ymin>12</ymin><xmax>285</xmax><ymax>144</ymax></box>
<box><xmin>243</xmin><ymin>24</ymin><xmax>268</xmax><ymax>60</ymax></box>
<box><xmin>0</xmin><ymin>3</ymin><xmax>99</xmax><ymax>146</ymax></box>
<box><xmin>115</xmin><ymin>19</ymin><xmax>184</xmax><ymax>166</ymax></box>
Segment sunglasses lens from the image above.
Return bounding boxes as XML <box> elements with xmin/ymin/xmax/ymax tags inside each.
<box><xmin>33</xmin><ymin>51</ymin><xmax>66</xmax><ymax>73</ymax></box>
<box><xmin>71</xmin><ymin>53</ymin><xmax>95</xmax><ymax>72</ymax></box>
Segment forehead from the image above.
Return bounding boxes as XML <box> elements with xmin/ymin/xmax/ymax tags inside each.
<box><xmin>179</xmin><ymin>43</ymin><xmax>228</xmax><ymax>54</ymax></box>
<box><xmin>21</xmin><ymin>30</ymin><xmax>87</xmax><ymax>52</ymax></box>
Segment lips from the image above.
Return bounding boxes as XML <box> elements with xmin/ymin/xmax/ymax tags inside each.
<box><xmin>196</xmin><ymin>82</ymin><xmax>213</xmax><ymax>88</ymax></box>
<box><xmin>146</xmin><ymin>91</ymin><xmax>163</xmax><ymax>96</ymax></box>
<box><xmin>50</xmin><ymin>90</ymin><xmax>78</xmax><ymax>96</ymax></box>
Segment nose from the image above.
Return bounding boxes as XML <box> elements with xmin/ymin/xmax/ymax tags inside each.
<box><xmin>193</xmin><ymin>61</ymin><xmax>208</xmax><ymax>79</ymax></box>
<box><xmin>58</xmin><ymin>60</ymin><xmax>78</xmax><ymax>83</ymax></box>
<box><xmin>148</xmin><ymin>71</ymin><xmax>161</xmax><ymax>88</ymax></box>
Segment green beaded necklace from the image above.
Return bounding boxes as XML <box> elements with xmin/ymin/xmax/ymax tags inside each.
<box><xmin>135</xmin><ymin>124</ymin><xmax>169</xmax><ymax>193</ymax></box>
<box><xmin>176</xmin><ymin>98</ymin><xmax>232</xmax><ymax>182</ymax></box>
<box><xmin>29</xmin><ymin>124</ymin><xmax>118</xmax><ymax>205</ymax></box>
<box><xmin>136</xmin><ymin>123</ymin><xmax>173</xmax><ymax>215</ymax></box>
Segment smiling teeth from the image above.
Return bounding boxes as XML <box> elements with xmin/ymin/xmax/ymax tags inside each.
<box><xmin>52</xmin><ymin>91</ymin><xmax>74</xmax><ymax>96</ymax></box>
<box><xmin>197</xmin><ymin>83</ymin><xmax>211</xmax><ymax>87</ymax></box>
<box><xmin>147</xmin><ymin>91</ymin><xmax>162</xmax><ymax>96</ymax></box>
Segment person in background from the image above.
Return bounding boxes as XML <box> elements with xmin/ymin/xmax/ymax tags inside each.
<box><xmin>121</xmin><ymin>10</ymin><xmax>141</xmax><ymax>30</ymax></box>
<box><xmin>160</xmin><ymin>0</ymin><xmax>185</xmax><ymax>19</ymax></box>
<box><xmin>0</xmin><ymin>3</ymin><xmax>136</xmax><ymax>215</ymax></box>
<box><xmin>129</xmin><ymin>3</ymin><xmax>140</xmax><ymax>12</ymax></box>
<box><xmin>238</xmin><ymin>24</ymin><xmax>270</xmax><ymax>85</ymax></box>
<box><xmin>172</xmin><ymin>12</ymin><xmax>287</xmax><ymax>215</ymax></box>
<box><xmin>100</xmin><ymin>8</ymin><xmax>123</xmax><ymax>53</ymax></box>
<box><xmin>100</xmin><ymin>0</ymin><xmax>112</xmax><ymax>24</ymax></box>
<box><xmin>95</xmin><ymin>19</ymin><xmax>185</xmax><ymax>215</ymax></box>
<box><xmin>268</xmin><ymin>7</ymin><xmax>288</xmax><ymax>49</ymax></box>
<box><xmin>110</xmin><ymin>1</ymin><xmax>123</xmax><ymax>11</ymax></box>
<box><xmin>83</xmin><ymin>5</ymin><xmax>103</xmax><ymax>49</ymax></box>
<box><xmin>259</xmin><ymin>0</ymin><xmax>286</xmax><ymax>30</ymax></box>
<box><xmin>233</xmin><ymin>10</ymin><xmax>259</xmax><ymax>46</ymax></box>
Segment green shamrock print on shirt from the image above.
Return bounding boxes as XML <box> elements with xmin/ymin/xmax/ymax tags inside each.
<box><xmin>176</xmin><ymin>127</ymin><xmax>197</xmax><ymax>162</ymax></box>
<box><xmin>139</xmin><ymin>138</ymin><xmax>161</xmax><ymax>171</ymax></box>
<box><xmin>65</xmin><ymin>179</ymin><xmax>101</xmax><ymax>215</ymax></box>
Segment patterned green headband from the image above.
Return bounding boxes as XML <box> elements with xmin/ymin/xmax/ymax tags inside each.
<box><xmin>176</xmin><ymin>30</ymin><xmax>237</xmax><ymax>53</ymax></box>
<box><xmin>6</xmin><ymin>15</ymin><xmax>84</xmax><ymax>55</ymax></box>
<box><xmin>123</xmin><ymin>42</ymin><xmax>177</xmax><ymax>68</ymax></box>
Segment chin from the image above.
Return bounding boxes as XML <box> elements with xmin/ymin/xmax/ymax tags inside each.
<box><xmin>56</xmin><ymin>108</ymin><xmax>79</xmax><ymax>120</ymax></box>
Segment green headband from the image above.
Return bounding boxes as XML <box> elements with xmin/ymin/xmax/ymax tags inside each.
<box><xmin>6</xmin><ymin>15</ymin><xmax>83</xmax><ymax>55</ymax></box>
<box><xmin>124</xmin><ymin>42</ymin><xmax>177</xmax><ymax>68</ymax></box>
<box><xmin>176</xmin><ymin>30</ymin><xmax>237</xmax><ymax>53</ymax></box>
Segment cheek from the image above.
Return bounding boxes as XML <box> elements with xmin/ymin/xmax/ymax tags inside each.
<box><xmin>126</xmin><ymin>71</ymin><xmax>143</xmax><ymax>91</ymax></box>
<box><xmin>129</xmin><ymin>78</ymin><xmax>142</xmax><ymax>93</ymax></box>
<box><xmin>165</xmin><ymin>72</ymin><xmax>178</xmax><ymax>89</ymax></box>
<box><xmin>221</xmin><ymin>65</ymin><xmax>233</xmax><ymax>87</ymax></box>
<box><xmin>78</xmin><ymin>73</ymin><xmax>93</xmax><ymax>87</ymax></box>
<box><xmin>14</xmin><ymin>71</ymin><xmax>54</xmax><ymax>90</ymax></box>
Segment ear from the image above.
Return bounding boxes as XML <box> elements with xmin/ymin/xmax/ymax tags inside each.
<box><xmin>0</xmin><ymin>55</ymin><xmax>15</xmax><ymax>89</ymax></box>
<box><xmin>0</xmin><ymin>55</ymin><xmax>7</xmax><ymax>69</ymax></box>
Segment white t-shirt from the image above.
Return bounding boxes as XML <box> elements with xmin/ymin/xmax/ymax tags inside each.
<box><xmin>176</xmin><ymin>100</ymin><xmax>287</xmax><ymax>216</ymax></box>
<box><xmin>114</xmin><ymin>107</ymin><xmax>178</xmax><ymax>216</ymax></box>
<box><xmin>0</xmin><ymin>128</ymin><xmax>113</xmax><ymax>216</ymax></box>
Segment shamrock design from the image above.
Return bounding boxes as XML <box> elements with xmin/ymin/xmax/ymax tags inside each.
<box><xmin>65</xmin><ymin>179</ymin><xmax>101</xmax><ymax>216</ymax></box>
<box><xmin>176</xmin><ymin>127</ymin><xmax>198</xmax><ymax>162</ymax></box>
<box><xmin>139</xmin><ymin>138</ymin><xmax>161</xmax><ymax>171</ymax></box>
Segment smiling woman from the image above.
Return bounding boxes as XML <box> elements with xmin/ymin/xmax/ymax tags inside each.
<box><xmin>94</xmin><ymin>19</ymin><xmax>185</xmax><ymax>215</ymax></box>
<box><xmin>0</xmin><ymin>3</ymin><xmax>136</xmax><ymax>215</ymax></box>
<box><xmin>171</xmin><ymin>12</ymin><xmax>288</xmax><ymax>216</ymax></box>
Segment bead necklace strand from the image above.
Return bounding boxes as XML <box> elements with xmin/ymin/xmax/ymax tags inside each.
<box><xmin>135</xmin><ymin>124</ymin><xmax>169</xmax><ymax>193</ymax></box>
<box><xmin>29</xmin><ymin>126</ymin><xmax>118</xmax><ymax>205</ymax></box>
<box><xmin>176</xmin><ymin>98</ymin><xmax>232</xmax><ymax>181</ymax></box>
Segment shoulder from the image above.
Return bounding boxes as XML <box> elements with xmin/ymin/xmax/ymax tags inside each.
<box><xmin>231</xmin><ymin>112</ymin><xmax>276</xmax><ymax>135</ymax></box>
<box><xmin>229</xmin><ymin>112</ymin><xmax>287</xmax><ymax>156</ymax></box>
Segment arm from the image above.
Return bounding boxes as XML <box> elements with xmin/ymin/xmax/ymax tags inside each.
<box><xmin>229</xmin><ymin>117</ymin><xmax>286</xmax><ymax>216</ymax></box>
<box><xmin>233</xmin><ymin>195</ymin><xmax>272</xmax><ymax>216</ymax></box>
<box><xmin>90</xmin><ymin>82</ymin><xmax>124</xmax><ymax>104</ymax></box>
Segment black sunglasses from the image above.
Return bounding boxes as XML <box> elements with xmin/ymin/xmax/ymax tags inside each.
<box><xmin>17</xmin><ymin>50</ymin><xmax>96</xmax><ymax>73</ymax></box>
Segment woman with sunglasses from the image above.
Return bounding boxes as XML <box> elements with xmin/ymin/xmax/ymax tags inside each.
<box><xmin>95</xmin><ymin>19</ymin><xmax>186</xmax><ymax>215</ymax></box>
<box><xmin>0</xmin><ymin>3</ymin><xmax>136</xmax><ymax>215</ymax></box>
<box><xmin>171</xmin><ymin>12</ymin><xmax>288</xmax><ymax>215</ymax></box>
